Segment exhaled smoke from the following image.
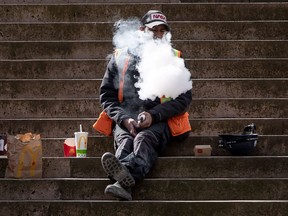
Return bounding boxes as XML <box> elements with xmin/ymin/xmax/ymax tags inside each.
<box><xmin>112</xmin><ymin>19</ymin><xmax>192</xmax><ymax>101</ymax></box>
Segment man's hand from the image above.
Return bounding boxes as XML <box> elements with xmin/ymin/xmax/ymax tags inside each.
<box><xmin>137</xmin><ymin>112</ymin><xmax>153</xmax><ymax>129</ymax></box>
<box><xmin>122</xmin><ymin>118</ymin><xmax>139</xmax><ymax>137</ymax></box>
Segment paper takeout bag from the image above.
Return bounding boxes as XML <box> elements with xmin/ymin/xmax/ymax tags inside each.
<box><xmin>5</xmin><ymin>133</ymin><xmax>42</xmax><ymax>178</ymax></box>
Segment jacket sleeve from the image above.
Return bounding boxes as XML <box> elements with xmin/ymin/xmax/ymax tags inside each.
<box><xmin>99</xmin><ymin>55</ymin><xmax>131</xmax><ymax>125</ymax></box>
<box><xmin>147</xmin><ymin>89</ymin><xmax>192</xmax><ymax>123</ymax></box>
<box><xmin>147</xmin><ymin>50</ymin><xmax>192</xmax><ymax>123</ymax></box>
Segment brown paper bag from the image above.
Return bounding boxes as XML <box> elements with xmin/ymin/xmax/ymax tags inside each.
<box><xmin>5</xmin><ymin>133</ymin><xmax>42</xmax><ymax>178</ymax></box>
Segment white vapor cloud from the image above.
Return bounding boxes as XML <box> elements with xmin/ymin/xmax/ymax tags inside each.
<box><xmin>112</xmin><ymin>19</ymin><xmax>192</xmax><ymax>101</ymax></box>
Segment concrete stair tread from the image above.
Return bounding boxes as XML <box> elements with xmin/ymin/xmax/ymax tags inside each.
<box><xmin>0</xmin><ymin>98</ymin><xmax>286</xmax><ymax>118</ymax></box>
<box><xmin>1</xmin><ymin>3</ymin><xmax>288</xmax><ymax>22</ymax></box>
<box><xmin>40</xmin><ymin>135</ymin><xmax>288</xmax><ymax>156</ymax></box>
<box><xmin>1</xmin><ymin>21</ymin><xmax>288</xmax><ymax>41</ymax></box>
<box><xmin>3</xmin><ymin>156</ymin><xmax>288</xmax><ymax>178</ymax></box>
<box><xmin>19</xmin><ymin>134</ymin><xmax>285</xmax><ymax>157</ymax></box>
<box><xmin>1</xmin><ymin>79</ymin><xmax>287</xmax><ymax>99</ymax></box>
<box><xmin>2</xmin><ymin>199</ymin><xmax>288</xmax><ymax>202</ymax></box>
<box><xmin>1</xmin><ymin>59</ymin><xmax>287</xmax><ymax>79</ymax></box>
<box><xmin>1</xmin><ymin>0</ymin><xmax>283</xmax><ymax>3</ymax></box>
<box><xmin>1</xmin><ymin>118</ymin><xmax>286</xmax><ymax>138</ymax></box>
<box><xmin>1</xmin><ymin>199</ymin><xmax>288</xmax><ymax>216</ymax></box>
<box><xmin>2</xmin><ymin>177</ymin><xmax>288</xmax><ymax>180</ymax></box>
<box><xmin>1</xmin><ymin>41</ymin><xmax>288</xmax><ymax>59</ymax></box>
<box><xmin>0</xmin><ymin>118</ymin><xmax>286</xmax><ymax>135</ymax></box>
<box><xmin>1</xmin><ymin>178</ymin><xmax>288</xmax><ymax>200</ymax></box>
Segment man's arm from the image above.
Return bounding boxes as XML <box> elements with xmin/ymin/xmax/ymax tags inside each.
<box><xmin>147</xmin><ymin>89</ymin><xmax>192</xmax><ymax>123</ymax></box>
<box><xmin>99</xmin><ymin>55</ymin><xmax>131</xmax><ymax>125</ymax></box>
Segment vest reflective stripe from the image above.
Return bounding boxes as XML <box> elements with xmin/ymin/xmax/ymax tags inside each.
<box><xmin>118</xmin><ymin>55</ymin><xmax>130</xmax><ymax>102</ymax></box>
<box><xmin>113</xmin><ymin>48</ymin><xmax>131</xmax><ymax>102</ymax></box>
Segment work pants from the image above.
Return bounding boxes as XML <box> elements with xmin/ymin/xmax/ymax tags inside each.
<box><xmin>113</xmin><ymin>122</ymin><xmax>171</xmax><ymax>181</ymax></box>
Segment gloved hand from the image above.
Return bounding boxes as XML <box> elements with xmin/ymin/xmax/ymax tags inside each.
<box><xmin>122</xmin><ymin>118</ymin><xmax>139</xmax><ymax>137</ymax></box>
<box><xmin>137</xmin><ymin>112</ymin><xmax>153</xmax><ymax>129</ymax></box>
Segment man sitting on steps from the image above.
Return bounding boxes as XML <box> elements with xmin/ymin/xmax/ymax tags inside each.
<box><xmin>99</xmin><ymin>10</ymin><xmax>192</xmax><ymax>201</ymax></box>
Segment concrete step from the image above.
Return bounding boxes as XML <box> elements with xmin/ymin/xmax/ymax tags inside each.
<box><xmin>0</xmin><ymin>98</ymin><xmax>287</xmax><ymax>118</ymax></box>
<box><xmin>1</xmin><ymin>59</ymin><xmax>288</xmax><ymax>79</ymax></box>
<box><xmin>1</xmin><ymin>41</ymin><xmax>288</xmax><ymax>59</ymax></box>
<box><xmin>1</xmin><ymin>178</ymin><xmax>288</xmax><ymax>200</ymax></box>
<box><xmin>2</xmin><ymin>156</ymin><xmax>288</xmax><ymax>178</ymax></box>
<box><xmin>38</xmin><ymin>135</ymin><xmax>288</xmax><ymax>157</ymax></box>
<box><xmin>0</xmin><ymin>0</ymin><xmax>286</xmax><ymax>3</ymax></box>
<box><xmin>0</xmin><ymin>118</ymin><xmax>286</xmax><ymax>137</ymax></box>
<box><xmin>1</xmin><ymin>21</ymin><xmax>288</xmax><ymax>41</ymax></box>
<box><xmin>1</xmin><ymin>3</ymin><xmax>288</xmax><ymax>22</ymax></box>
<box><xmin>0</xmin><ymin>0</ymin><xmax>173</xmax><ymax>3</ymax></box>
<box><xmin>188</xmin><ymin>59</ymin><xmax>288</xmax><ymax>78</ymax></box>
<box><xmin>1</xmin><ymin>79</ymin><xmax>287</xmax><ymax>99</ymax></box>
<box><xmin>0</xmin><ymin>0</ymin><xmax>177</xmax><ymax>3</ymax></box>
<box><xmin>1</xmin><ymin>200</ymin><xmax>288</xmax><ymax>216</ymax></box>
<box><xmin>2</xmin><ymin>0</ymin><xmax>285</xmax><ymax>2</ymax></box>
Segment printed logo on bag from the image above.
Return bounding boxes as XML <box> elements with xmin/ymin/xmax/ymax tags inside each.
<box><xmin>17</xmin><ymin>144</ymin><xmax>42</xmax><ymax>178</ymax></box>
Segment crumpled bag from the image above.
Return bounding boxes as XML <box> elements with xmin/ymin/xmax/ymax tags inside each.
<box><xmin>5</xmin><ymin>133</ymin><xmax>42</xmax><ymax>178</ymax></box>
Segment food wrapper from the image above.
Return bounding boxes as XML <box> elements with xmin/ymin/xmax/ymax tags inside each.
<box><xmin>5</xmin><ymin>133</ymin><xmax>42</xmax><ymax>178</ymax></box>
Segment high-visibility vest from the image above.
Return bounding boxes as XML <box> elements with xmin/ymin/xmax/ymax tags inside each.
<box><xmin>93</xmin><ymin>48</ymin><xmax>191</xmax><ymax>137</ymax></box>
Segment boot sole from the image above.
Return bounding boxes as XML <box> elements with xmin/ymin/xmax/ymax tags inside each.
<box><xmin>101</xmin><ymin>152</ymin><xmax>135</xmax><ymax>188</ymax></box>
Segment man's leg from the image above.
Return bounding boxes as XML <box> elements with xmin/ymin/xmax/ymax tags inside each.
<box><xmin>102</xmin><ymin>125</ymin><xmax>135</xmax><ymax>184</ymax></box>
<box><xmin>119</xmin><ymin>122</ymin><xmax>171</xmax><ymax>181</ymax></box>
<box><xmin>113</xmin><ymin>125</ymin><xmax>134</xmax><ymax>160</ymax></box>
<box><xmin>101</xmin><ymin>122</ymin><xmax>170</xmax><ymax>199</ymax></box>
<box><xmin>101</xmin><ymin>125</ymin><xmax>136</xmax><ymax>200</ymax></box>
<box><xmin>101</xmin><ymin>152</ymin><xmax>135</xmax><ymax>187</ymax></box>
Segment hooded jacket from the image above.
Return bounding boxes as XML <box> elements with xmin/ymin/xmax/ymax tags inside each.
<box><xmin>99</xmin><ymin>48</ymin><xmax>192</xmax><ymax>127</ymax></box>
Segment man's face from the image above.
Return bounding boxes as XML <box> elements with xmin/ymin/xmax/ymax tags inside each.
<box><xmin>147</xmin><ymin>24</ymin><xmax>168</xmax><ymax>39</ymax></box>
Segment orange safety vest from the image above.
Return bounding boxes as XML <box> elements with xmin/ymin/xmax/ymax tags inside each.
<box><xmin>93</xmin><ymin>48</ymin><xmax>191</xmax><ymax>136</ymax></box>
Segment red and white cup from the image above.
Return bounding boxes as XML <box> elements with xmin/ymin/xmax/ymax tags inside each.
<box><xmin>63</xmin><ymin>138</ymin><xmax>76</xmax><ymax>157</ymax></box>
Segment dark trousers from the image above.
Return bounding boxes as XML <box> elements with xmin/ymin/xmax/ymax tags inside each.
<box><xmin>113</xmin><ymin>122</ymin><xmax>171</xmax><ymax>181</ymax></box>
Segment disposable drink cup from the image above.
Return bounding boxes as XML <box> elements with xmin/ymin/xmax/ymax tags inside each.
<box><xmin>74</xmin><ymin>132</ymin><xmax>88</xmax><ymax>157</ymax></box>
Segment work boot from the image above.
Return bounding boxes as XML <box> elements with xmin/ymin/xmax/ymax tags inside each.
<box><xmin>101</xmin><ymin>152</ymin><xmax>135</xmax><ymax>188</ymax></box>
<box><xmin>104</xmin><ymin>181</ymin><xmax>132</xmax><ymax>201</ymax></box>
